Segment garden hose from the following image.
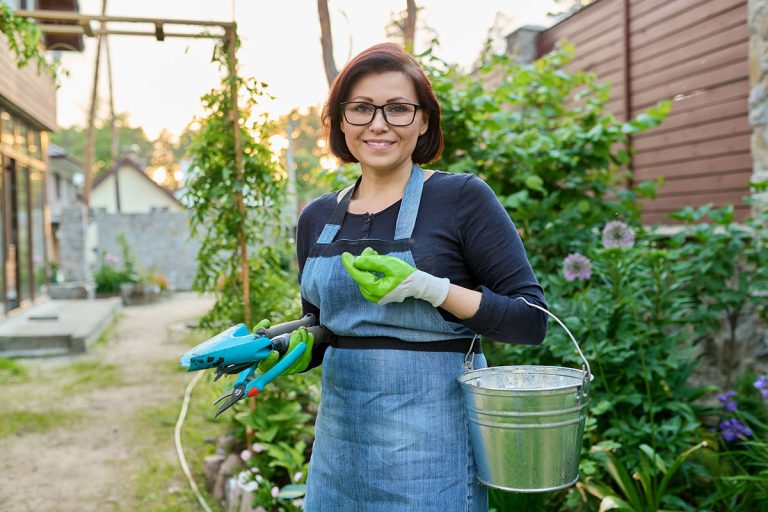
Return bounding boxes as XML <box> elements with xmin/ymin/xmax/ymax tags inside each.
<box><xmin>175</xmin><ymin>371</ymin><xmax>214</xmax><ymax>512</ymax></box>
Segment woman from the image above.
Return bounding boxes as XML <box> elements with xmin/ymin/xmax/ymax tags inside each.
<box><xmin>292</xmin><ymin>42</ymin><xmax>547</xmax><ymax>511</ymax></box>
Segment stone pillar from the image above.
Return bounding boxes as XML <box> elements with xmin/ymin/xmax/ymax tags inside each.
<box><xmin>58</xmin><ymin>205</ymin><xmax>92</xmax><ymax>284</ymax></box>
<box><xmin>505</xmin><ymin>25</ymin><xmax>546</xmax><ymax>65</ymax></box>
<box><xmin>748</xmin><ymin>0</ymin><xmax>768</xmax><ymax>212</ymax></box>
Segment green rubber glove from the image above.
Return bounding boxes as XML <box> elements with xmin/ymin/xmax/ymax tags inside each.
<box><xmin>341</xmin><ymin>247</ymin><xmax>450</xmax><ymax>307</ymax></box>
<box><xmin>257</xmin><ymin>326</ymin><xmax>314</xmax><ymax>375</ymax></box>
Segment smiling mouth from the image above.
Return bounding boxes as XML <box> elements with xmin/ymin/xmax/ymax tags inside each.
<box><xmin>364</xmin><ymin>140</ymin><xmax>395</xmax><ymax>147</ymax></box>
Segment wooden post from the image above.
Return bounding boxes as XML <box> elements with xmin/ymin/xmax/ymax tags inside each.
<box><xmin>226</xmin><ymin>26</ymin><xmax>249</xmax><ymax>327</ymax></box>
<box><xmin>105</xmin><ymin>34</ymin><xmax>121</xmax><ymax>212</ymax></box>
<box><xmin>621</xmin><ymin>0</ymin><xmax>633</xmax><ymax>183</ymax></box>
<box><xmin>226</xmin><ymin>26</ymin><xmax>256</xmax><ymax>447</ymax></box>
<box><xmin>82</xmin><ymin>0</ymin><xmax>108</xmax><ymax>207</ymax></box>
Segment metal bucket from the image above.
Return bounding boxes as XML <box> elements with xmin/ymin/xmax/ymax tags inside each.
<box><xmin>457</xmin><ymin>298</ymin><xmax>593</xmax><ymax>493</ymax></box>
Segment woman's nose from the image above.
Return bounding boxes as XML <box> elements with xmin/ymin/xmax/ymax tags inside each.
<box><xmin>369</xmin><ymin>108</ymin><xmax>389</xmax><ymax>130</ymax></box>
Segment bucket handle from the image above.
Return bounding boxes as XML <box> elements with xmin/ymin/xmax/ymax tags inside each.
<box><xmin>517</xmin><ymin>297</ymin><xmax>592</xmax><ymax>386</ymax></box>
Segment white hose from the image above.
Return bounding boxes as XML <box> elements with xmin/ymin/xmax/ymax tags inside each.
<box><xmin>175</xmin><ymin>371</ymin><xmax>214</xmax><ymax>512</ymax></box>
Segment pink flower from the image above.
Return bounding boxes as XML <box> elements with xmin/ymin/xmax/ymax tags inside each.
<box><xmin>240</xmin><ymin>449</ymin><xmax>252</xmax><ymax>462</ymax></box>
<box><xmin>252</xmin><ymin>443</ymin><xmax>266</xmax><ymax>453</ymax></box>
<box><xmin>293</xmin><ymin>471</ymin><xmax>303</xmax><ymax>482</ymax></box>
<box><xmin>563</xmin><ymin>253</ymin><xmax>592</xmax><ymax>282</ymax></box>
<box><xmin>271</xmin><ymin>485</ymin><xmax>279</xmax><ymax>498</ymax></box>
<box><xmin>602</xmin><ymin>221</ymin><xmax>636</xmax><ymax>249</ymax></box>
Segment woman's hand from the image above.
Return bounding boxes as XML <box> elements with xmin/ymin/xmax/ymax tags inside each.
<box><xmin>257</xmin><ymin>326</ymin><xmax>314</xmax><ymax>375</ymax></box>
<box><xmin>342</xmin><ymin>247</ymin><xmax>450</xmax><ymax>307</ymax></box>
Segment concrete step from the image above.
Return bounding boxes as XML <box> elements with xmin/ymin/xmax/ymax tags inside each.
<box><xmin>0</xmin><ymin>297</ymin><xmax>122</xmax><ymax>358</ymax></box>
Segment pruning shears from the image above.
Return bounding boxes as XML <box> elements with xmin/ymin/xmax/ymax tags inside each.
<box><xmin>179</xmin><ymin>313</ymin><xmax>328</xmax><ymax>417</ymax></box>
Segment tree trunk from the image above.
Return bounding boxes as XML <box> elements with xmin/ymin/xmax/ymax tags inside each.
<box><xmin>403</xmin><ymin>0</ymin><xmax>416</xmax><ymax>52</ymax></box>
<box><xmin>317</xmin><ymin>0</ymin><xmax>338</xmax><ymax>87</ymax></box>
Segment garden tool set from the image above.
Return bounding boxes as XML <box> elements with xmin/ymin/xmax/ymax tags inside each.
<box><xmin>179</xmin><ymin>313</ymin><xmax>326</xmax><ymax>417</ymax></box>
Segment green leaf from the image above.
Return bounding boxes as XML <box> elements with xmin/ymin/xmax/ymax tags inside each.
<box><xmin>524</xmin><ymin>175</ymin><xmax>545</xmax><ymax>192</ymax></box>
<box><xmin>639</xmin><ymin>444</ymin><xmax>668</xmax><ymax>474</ymax></box>
<box><xmin>277</xmin><ymin>484</ymin><xmax>307</xmax><ymax>499</ymax></box>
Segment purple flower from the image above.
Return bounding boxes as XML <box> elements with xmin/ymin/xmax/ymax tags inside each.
<box><xmin>105</xmin><ymin>253</ymin><xmax>119</xmax><ymax>266</ymax></box>
<box><xmin>563</xmin><ymin>253</ymin><xmax>592</xmax><ymax>282</ymax></box>
<box><xmin>602</xmin><ymin>221</ymin><xmax>636</xmax><ymax>249</ymax></box>
<box><xmin>716</xmin><ymin>390</ymin><xmax>738</xmax><ymax>412</ymax></box>
<box><xmin>754</xmin><ymin>375</ymin><xmax>768</xmax><ymax>399</ymax></box>
<box><xmin>719</xmin><ymin>418</ymin><xmax>753</xmax><ymax>442</ymax></box>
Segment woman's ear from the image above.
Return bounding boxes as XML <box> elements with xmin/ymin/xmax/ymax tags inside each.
<box><xmin>419</xmin><ymin>113</ymin><xmax>428</xmax><ymax>136</ymax></box>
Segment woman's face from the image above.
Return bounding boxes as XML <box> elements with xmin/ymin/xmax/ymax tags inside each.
<box><xmin>341</xmin><ymin>71</ymin><xmax>428</xmax><ymax>175</ymax></box>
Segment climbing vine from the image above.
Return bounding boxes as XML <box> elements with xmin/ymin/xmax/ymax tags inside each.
<box><xmin>185</xmin><ymin>42</ymin><xmax>300</xmax><ymax>329</ymax></box>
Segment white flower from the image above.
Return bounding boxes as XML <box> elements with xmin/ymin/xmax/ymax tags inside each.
<box><xmin>240</xmin><ymin>449</ymin><xmax>252</xmax><ymax>462</ymax></box>
<box><xmin>271</xmin><ymin>485</ymin><xmax>280</xmax><ymax>498</ymax></box>
<box><xmin>293</xmin><ymin>471</ymin><xmax>303</xmax><ymax>482</ymax></box>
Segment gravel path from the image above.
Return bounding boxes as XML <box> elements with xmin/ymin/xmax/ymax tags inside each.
<box><xmin>0</xmin><ymin>292</ymin><xmax>215</xmax><ymax>512</ymax></box>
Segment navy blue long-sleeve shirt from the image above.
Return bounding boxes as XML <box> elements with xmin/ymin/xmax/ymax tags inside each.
<box><xmin>297</xmin><ymin>171</ymin><xmax>547</xmax><ymax>364</ymax></box>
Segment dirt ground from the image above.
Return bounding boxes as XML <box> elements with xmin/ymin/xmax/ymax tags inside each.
<box><xmin>0</xmin><ymin>292</ymin><xmax>215</xmax><ymax>512</ymax></box>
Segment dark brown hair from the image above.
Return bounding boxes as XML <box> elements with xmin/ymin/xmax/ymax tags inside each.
<box><xmin>321</xmin><ymin>42</ymin><xmax>443</xmax><ymax>164</ymax></box>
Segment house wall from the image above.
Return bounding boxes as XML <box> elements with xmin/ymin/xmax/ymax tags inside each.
<box><xmin>90</xmin><ymin>165</ymin><xmax>182</xmax><ymax>213</ymax></box>
<box><xmin>535</xmin><ymin>0</ymin><xmax>751</xmax><ymax>223</ymax></box>
<box><xmin>0</xmin><ymin>37</ymin><xmax>57</xmax><ymax>131</ymax></box>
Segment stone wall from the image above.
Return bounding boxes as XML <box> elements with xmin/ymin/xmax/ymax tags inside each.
<box><xmin>749</xmin><ymin>0</ymin><xmax>768</xmax><ymax>211</ymax></box>
<box><xmin>92</xmin><ymin>209</ymin><xmax>200</xmax><ymax>291</ymax></box>
<box><xmin>57</xmin><ymin>206</ymin><xmax>200</xmax><ymax>291</ymax></box>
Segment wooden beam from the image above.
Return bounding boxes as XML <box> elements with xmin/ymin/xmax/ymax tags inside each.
<box><xmin>14</xmin><ymin>9</ymin><xmax>234</xmax><ymax>29</ymax></box>
<box><xmin>36</xmin><ymin>25</ymin><xmax>221</xmax><ymax>38</ymax></box>
<box><xmin>80</xmin><ymin>19</ymin><xmax>93</xmax><ymax>37</ymax></box>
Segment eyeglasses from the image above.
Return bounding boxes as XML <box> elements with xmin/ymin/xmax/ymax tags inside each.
<box><xmin>340</xmin><ymin>101</ymin><xmax>422</xmax><ymax>127</ymax></box>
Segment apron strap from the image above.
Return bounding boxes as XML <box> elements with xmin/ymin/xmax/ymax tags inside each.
<box><xmin>317</xmin><ymin>177</ymin><xmax>360</xmax><ymax>244</ymax></box>
<box><xmin>394</xmin><ymin>164</ymin><xmax>423</xmax><ymax>241</ymax></box>
<box><xmin>315</xmin><ymin>164</ymin><xmax>424</xmax><ymax>244</ymax></box>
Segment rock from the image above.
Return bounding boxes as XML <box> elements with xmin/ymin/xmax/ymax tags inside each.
<box><xmin>203</xmin><ymin>454</ymin><xmax>225</xmax><ymax>493</ymax></box>
<box><xmin>214</xmin><ymin>452</ymin><xmax>243</xmax><ymax>502</ymax></box>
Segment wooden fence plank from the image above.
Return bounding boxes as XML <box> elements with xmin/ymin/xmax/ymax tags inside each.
<box><xmin>633</xmin><ymin>116</ymin><xmax>751</xmax><ymax>151</ymax></box>
<box><xmin>631</xmin><ymin>0</ymin><xmax>745</xmax><ymax>51</ymax></box>
<box><xmin>651</xmin><ymin>169</ymin><xmax>753</xmax><ymax>195</ymax></box>
<box><xmin>634</xmin><ymin>153</ymin><xmax>753</xmax><ymax>179</ymax></box>
<box><xmin>631</xmin><ymin>18</ymin><xmax>747</xmax><ymax>76</ymax></box>
<box><xmin>631</xmin><ymin>60</ymin><xmax>747</xmax><ymax>109</ymax></box>
<box><xmin>538</xmin><ymin>0</ymin><xmax>620</xmax><ymax>50</ymax></box>
<box><xmin>634</xmin><ymin>95</ymin><xmax>748</xmax><ymax>137</ymax></box>
<box><xmin>633</xmin><ymin>133</ymin><xmax>750</xmax><ymax>167</ymax></box>
<box><xmin>636</xmin><ymin>79</ymin><xmax>749</xmax><ymax>115</ymax></box>
<box><xmin>643</xmin><ymin>189</ymin><xmax>748</xmax><ymax>210</ymax></box>
<box><xmin>632</xmin><ymin>34</ymin><xmax>747</xmax><ymax>91</ymax></box>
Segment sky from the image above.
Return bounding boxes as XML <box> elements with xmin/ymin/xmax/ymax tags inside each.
<box><xmin>55</xmin><ymin>0</ymin><xmax>561</xmax><ymax>139</ymax></box>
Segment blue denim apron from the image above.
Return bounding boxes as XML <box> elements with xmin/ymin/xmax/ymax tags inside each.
<box><xmin>301</xmin><ymin>165</ymin><xmax>488</xmax><ymax>512</ymax></box>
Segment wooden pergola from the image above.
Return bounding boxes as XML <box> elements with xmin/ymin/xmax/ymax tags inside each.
<box><xmin>14</xmin><ymin>9</ymin><xmax>253</xmax><ymax>323</ymax></box>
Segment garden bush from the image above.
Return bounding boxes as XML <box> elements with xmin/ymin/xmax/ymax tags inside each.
<box><xmin>424</xmin><ymin>42</ymin><xmax>768</xmax><ymax>510</ymax></box>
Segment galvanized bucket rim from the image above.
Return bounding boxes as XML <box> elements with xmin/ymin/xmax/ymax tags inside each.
<box><xmin>458</xmin><ymin>365</ymin><xmax>592</xmax><ymax>393</ymax></box>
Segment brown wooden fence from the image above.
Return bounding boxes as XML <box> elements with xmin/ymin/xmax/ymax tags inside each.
<box><xmin>536</xmin><ymin>0</ymin><xmax>751</xmax><ymax>223</ymax></box>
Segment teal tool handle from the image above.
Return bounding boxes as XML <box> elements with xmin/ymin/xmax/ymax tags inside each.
<box><xmin>245</xmin><ymin>342</ymin><xmax>307</xmax><ymax>397</ymax></box>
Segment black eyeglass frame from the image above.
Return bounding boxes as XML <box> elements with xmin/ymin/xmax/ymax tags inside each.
<box><xmin>339</xmin><ymin>101</ymin><xmax>423</xmax><ymax>127</ymax></box>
